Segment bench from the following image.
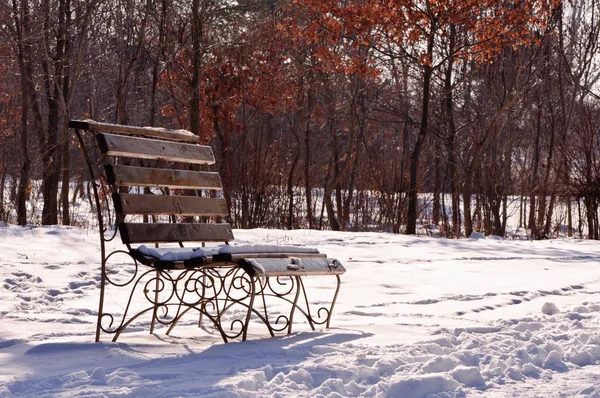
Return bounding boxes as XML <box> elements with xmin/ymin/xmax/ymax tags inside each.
<box><xmin>70</xmin><ymin>119</ymin><xmax>346</xmax><ymax>342</ymax></box>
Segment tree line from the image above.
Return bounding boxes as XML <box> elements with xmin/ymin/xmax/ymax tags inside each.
<box><xmin>0</xmin><ymin>0</ymin><xmax>599</xmax><ymax>239</ymax></box>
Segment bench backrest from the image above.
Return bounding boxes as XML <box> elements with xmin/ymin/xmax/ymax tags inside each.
<box><xmin>70</xmin><ymin>120</ymin><xmax>234</xmax><ymax>247</ymax></box>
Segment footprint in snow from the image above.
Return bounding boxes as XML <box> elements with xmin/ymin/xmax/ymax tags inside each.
<box><xmin>3</xmin><ymin>272</ymin><xmax>43</xmax><ymax>292</ymax></box>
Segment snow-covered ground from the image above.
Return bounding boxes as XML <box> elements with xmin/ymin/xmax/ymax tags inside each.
<box><xmin>2</xmin><ymin>224</ymin><xmax>600</xmax><ymax>397</ymax></box>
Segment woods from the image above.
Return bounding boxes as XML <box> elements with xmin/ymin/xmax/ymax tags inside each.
<box><xmin>0</xmin><ymin>0</ymin><xmax>599</xmax><ymax>239</ymax></box>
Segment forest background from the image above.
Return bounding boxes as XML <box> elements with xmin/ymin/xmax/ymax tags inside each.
<box><xmin>0</xmin><ymin>0</ymin><xmax>599</xmax><ymax>240</ymax></box>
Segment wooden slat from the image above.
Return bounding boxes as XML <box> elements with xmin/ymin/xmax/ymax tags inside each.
<box><xmin>113</xmin><ymin>193</ymin><xmax>228</xmax><ymax>216</ymax></box>
<box><xmin>228</xmin><ymin>253</ymin><xmax>327</xmax><ymax>260</ymax></box>
<box><xmin>105</xmin><ymin>165</ymin><xmax>222</xmax><ymax>190</ymax></box>
<box><xmin>70</xmin><ymin>119</ymin><xmax>198</xmax><ymax>143</ymax></box>
<box><xmin>119</xmin><ymin>223</ymin><xmax>234</xmax><ymax>244</ymax></box>
<box><xmin>97</xmin><ymin>133</ymin><xmax>215</xmax><ymax>164</ymax></box>
<box><xmin>204</xmin><ymin>253</ymin><xmax>327</xmax><ymax>267</ymax></box>
<box><xmin>238</xmin><ymin>257</ymin><xmax>346</xmax><ymax>277</ymax></box>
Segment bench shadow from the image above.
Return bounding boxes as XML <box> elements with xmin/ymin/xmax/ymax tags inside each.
<box><xmin>6</xmin><ymin>329</ymin><xmax>372</xmax><ymax>396</ymax></box>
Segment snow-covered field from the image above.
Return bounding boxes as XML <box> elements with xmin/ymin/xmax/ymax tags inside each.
<box><xmin>2</xmin><ymin>224</ymin><xmax>600</xmax><ymax>397</ymax></box>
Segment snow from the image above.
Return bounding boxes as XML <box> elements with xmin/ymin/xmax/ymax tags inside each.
<box><xmin>3</xmin><ymin>224</ymin><xmax>600</xmax><ymax>397</ymax></box>
<box><xmin>542</xmin><ymin>302</ymin><xmax>560</xmax><ymax>315</ymax></box>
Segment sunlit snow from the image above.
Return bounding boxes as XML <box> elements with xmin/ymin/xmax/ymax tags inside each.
<box><xmin>2</xmin><ymin>225</ymin><xmax>600</xmax><ymax>397</ymax></box>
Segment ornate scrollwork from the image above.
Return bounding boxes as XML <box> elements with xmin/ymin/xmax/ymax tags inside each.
<box><xmin>271</xmin><ymin>314</ymin><xmax>291</xmax><ymax>332</ymax></box>
<box><xmin>227</xmin><ymin>267</ymin><xmax>253</xmax><ymax>301</ymax></box>
<box><xmin>143</xmin><ymin>273</ymin><xmax>175</xmax><ymax>305</ymax></box>
<box><xmin>103</xmin><ymin>250</ymin><xmax>139</xmax><ymax>287</ymax></box>
<box><xmin>97</xmin><ymin>239</ymin><xmax>342</xmax><ymax>343</ymax></box>
<box><xmin>263</xmin><ymin>276</ymin><xmax>292</xmax><ymax>297</ymax></box>
<box><xmin>99</xmin><ymin>313</ymin><xmax>116</xmax><ymax>334</ymax></box>
<box><xmin>244</xmin><ymin>274</ymin><xmax>342</xmax><ymax>336</ymax></box>
<box><xmin>97</xmin><ymin>262</ymin><xmax>271</xmax><ymax>342</ymax></box>
<box><xmin>97</xmin><ymin>257</ymin><xmax>342</xmax><ymax>342</ymax></box>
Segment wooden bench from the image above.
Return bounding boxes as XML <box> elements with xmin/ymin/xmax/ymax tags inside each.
<box><xmin>70</xmin><ymin>119</ymin><xmax>346</xmax><ymax>342</ymax></box>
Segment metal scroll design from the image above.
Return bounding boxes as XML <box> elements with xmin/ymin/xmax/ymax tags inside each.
<box><xmin>166</xmin><ymin>266</ymin><xmax>271</xmax><ymax>341</ymax></box>
<box><xmin>97</xmin><ymin>256</ymin><xmax>280</xmax><ymax>342</ymax></box>
<box><xmin>248</xmin><ymin>274</ymin><xmax>342</xmax><ymax>336</ymax></box>
<box><xmin>98</xmin><ymin>254</ymin><xmax>342</xmax><ymax>342</ymax></box>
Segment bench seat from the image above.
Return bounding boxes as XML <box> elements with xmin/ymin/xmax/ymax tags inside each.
<box><xmin>129</xmin><ymin>244</ymin><xmax>330</xmax><ymax>270</ymax></box>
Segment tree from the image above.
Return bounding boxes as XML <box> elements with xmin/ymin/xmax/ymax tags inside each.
<box><xmin>295</xmin><ymin>0</ymin><xmax>558</xmax><ymax>234</ymax></box>
<box><xmin>4</xmin><ymin>0</ymin><xmax>34</xmax><ymax>226</ymax></box>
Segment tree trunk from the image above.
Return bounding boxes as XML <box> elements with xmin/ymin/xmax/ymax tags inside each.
<box><xmin>189</xmin><ymin>0</ymin><xmax>202</xmax><ymax>135</ymax></box>
<box><xmin>10</xmin><ymin>176</ymin><xmax>17</xmax><ymax>204</ymax></box>
<box><xmin>498</xmin><ymin>132</ymin><xmax>512</xmax><ymax>237</ymax></box>
<box><xmin>13</xmin><ymin>0</ymin><xmax>34</xmax><ymax>226</ymax></box>
<box><xmin>40</xmin><ymin>94</ymin><xmax>61</xmax><ymax>225</ymax></box>
<box><xmin>0</xmin><ymin>163</ymin><xmax>5</xmax><ymax>217</ymax></box>
<box><xmin>567</xmin><ymin>197</ymin><xmax>573</xmax><ymax>237</ymax></box>
<box><xmin>577</xmin><ymin>197</ymin><xmax>583</xmax><ymax>239</ymax></box>
<box><xmin>40</xmin><ymin>0</ymin><xmax>74</xmax><ymax>225</ymax></box>
<box><xmin>16</xmin><ymin>81</ymin><xmax>31</xmax><ymax>226</ymax></box>
<box><xmin>528</xmin><ymin>106</ymin><xmax>542</xmax><ymax>238</ymax></box>
<box><xmin>501</xmin><ymin>194</ymin><xmax>508</xmax><ymax>236</ymax></box>
<box><xmin>463</xmin><ymin>149</ymin><xmax>481</xmax><ymax>238</ymax></box>
<box><xmin>304</xmin><ymin>118</ymin><xmax>314</xmax><ymax>228</ymax></box>
<box><xmin>544</xmin><ymin>193</ymin><xmax>557</xmax><ymax>237</ymax></box>
<box><xmin>71</xmin><ymin>178</ymin><xmax>83</xmax><ymax>209</ymax></box>
<box><xmin>287</xmin><ymin>137</ymin><xmax>300</xmax><ymax>229</ymax></box>
<box><xmin>60</xmin><ymin>126</ymin><xmax>71</xmax><ymax>225</ymax></box>
<box><xmin>331</xmin><ymin>130</ymin><xmax>341</xmax><ymax>231</ymax></box>
<box><xmin>324</xmin><ymin>141</ymin><xmax>341</xmax><ymax>231</ymax></box>
<box><xmin>335</xmin><ymin>182</ymin><xmax>343</xmax><ymax>229</ymax></box>
<box><xmin>150</xmin><ymin>0</ymin><xmax>168</xmax><ymax>127</ymax></box>
<box><xmin>0</xmin><ymin>165</ymin><xmax>6</xmax><ymax>222</ymax></box>
<box><xmin>324</xmin><ymin>187</ymin><xmax>339</xmax><ymax>231</ymax></box>
<box><xmin>16</xmin><ymin>137</ymin><xmax>31</xmax><ymax>226</ymax></box>
<box><xmin>432</xmin><ymin>140</ymin><xmax>441</xmax><ymax>226</ymax></box>
<box><xmin>585</xmin><ymin>198</ymin><xmax>597</xmax><ymax>240</ymax></box>
<box><xmin>342</xmin><ymin>149</ymin><xmax>359</xmax><ymax>230</ymax></box>
<box><xmin>406</xmin><ymin>33</ymin><xmax>435</xmax><ymax>235</ymax></box>
<box><xmin>441</xmin><ymin>24</ymin><xmax>457</xmax><ymax>235</ymax></box>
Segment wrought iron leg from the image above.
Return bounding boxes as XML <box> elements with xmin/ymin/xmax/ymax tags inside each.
<box><xmin>96</xmin><ymin>262</ymin><xmax>107</xmax><ymax>343</ymax></box>
<box><xmin>297</xmin><ymin>277</ymin><xmax>316</xmax><ymax>331</ymax></box>
<box><xmin>287</xmin><ymin>276</ymin><xmax>302</xmax><ymax>335</ymax></box>
<box><xmin>326</xmin><ymin>275</ymin><xmax>342</xmax><ymax>328</ymax></box>
<box><xmin>242</xmin><ymin>275</ymin><xmax>257</xmax><ymax>341</ymax></box>
<box><xmin>198</xmin><ymin>273</ymin><xmax>207</xmax><ymax>328</ymax></box>
<box><xmin>149</xmin><ymin>270</ymin><xmax>160</xmax><ymax>334</ymax></box>
<box><xmin>198</xmin><ymin>302</ymin><xmax>205</xmax><ymax>328</ymax></box>
<box><xmin>259</xmin><ymin>278</ymin><xmax>270</xmax><ymax>327</ymax></box>
<box><xmin>166</xmin><ymin>271</ymin><xmax>189</xmax><ymax>336</ymax></box>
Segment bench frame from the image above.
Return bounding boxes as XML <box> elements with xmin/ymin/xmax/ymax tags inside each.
<box><xmin>71</xmin><ymin>120</ymin><xmax>344</xmax><ymax>343</ymax></box>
